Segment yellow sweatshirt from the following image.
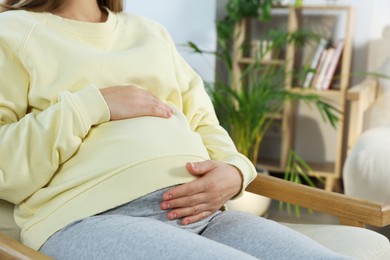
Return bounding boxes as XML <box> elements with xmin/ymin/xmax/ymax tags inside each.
<box><xmin>0</xmin><ymin>9</ymin><xmax>257</xmax><ymax>250</ymax></box>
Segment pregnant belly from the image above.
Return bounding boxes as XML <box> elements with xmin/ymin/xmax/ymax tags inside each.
<box><xmin>87</xmin><ymin>110</ymin><xmax>210</xmax><ymax>160</ymax></box>
<box><xmin>49</xmin><ymin>109</ymin><xmax>210</xmax><ymax>185</ymax></box>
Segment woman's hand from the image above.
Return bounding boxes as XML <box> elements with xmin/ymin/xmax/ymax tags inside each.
<box><xmin>160</xmin><ymin>160</ymin><xmax>243</xmax><ymax>225</ymax></box>
<box><xmin>100</xmin><ymin>85</ymin><xmax>173</xmax><ymax>120</ymax></box>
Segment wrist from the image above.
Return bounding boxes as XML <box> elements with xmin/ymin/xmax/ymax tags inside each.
<box><xmin>228</xmin><ymin>164</ymin><xmax>244</xmax><ymax>197</ymax></box>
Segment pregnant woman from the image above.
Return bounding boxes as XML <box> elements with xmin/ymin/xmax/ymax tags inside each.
<box><xmin>0</xmin><ymin>0</ymin><xmax>350</xmax><ymax>259</ymax></box>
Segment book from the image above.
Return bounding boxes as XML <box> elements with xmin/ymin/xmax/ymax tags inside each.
<box><xmin>314</xmin><ymin>47</ymin><xmax>334</xmax><ymax>90</ymax></box>
<box><xmin>302</xmin><ymin>38</ymin><xmax>329</xmax><ymax>88</ymax></box>
<box><xmin>311</xmin><ymin>49</ymin><xmax>328</xmax><ymax>89</ymax></box>
<box><xmin>320</xmin><ymin>39</ymin><xmax>345</xmax><ymax>90</ymax></box>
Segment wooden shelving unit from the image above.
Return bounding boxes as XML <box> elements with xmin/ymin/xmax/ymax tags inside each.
<box><xmin>232</xmin><ymin>5</ymin><xmax>355</xmax><ymax>191</ymax></box>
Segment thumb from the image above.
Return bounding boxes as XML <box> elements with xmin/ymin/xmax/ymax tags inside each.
<box><xmin>186</xmin><ymin>160</ymin><xmax>215</xmax><ymax>176</ymax></box>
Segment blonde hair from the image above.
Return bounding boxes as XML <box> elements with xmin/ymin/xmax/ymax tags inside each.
<box><xmin>0</xmin><ymin>0</ymin><xmax>123</xmax><ymax>12</ymax></box>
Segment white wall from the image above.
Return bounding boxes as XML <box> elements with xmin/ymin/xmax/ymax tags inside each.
<box><xmin>125</xmin><ymin>0</ymin><xmax>217</xmax><ymax>83</ymax></box>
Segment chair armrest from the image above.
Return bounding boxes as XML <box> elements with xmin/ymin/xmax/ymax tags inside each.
<box><xmin>347</xmin><ymin>77</ymin><xmax>378</xmax><ymax>101</ymax></box>
<box><xmin>0</xmin><ymin>232</ymin><xmax>52</xmax><ymax>259</ymax></box>
<box><xmin>346</xmin><ymin>77</ymin><xmax>379</xmax><ymax>151</ymax></box>
<box><xmin>246</xmin><ymin>174</ymin><xmax>390</xmax><ymax>228</ymax></box>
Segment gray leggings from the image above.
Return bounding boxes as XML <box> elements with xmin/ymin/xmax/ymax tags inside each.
<box><xmin>40</xmin><ymin>187</ymin><xmax>350</xmax><ymax>260</ymax></box>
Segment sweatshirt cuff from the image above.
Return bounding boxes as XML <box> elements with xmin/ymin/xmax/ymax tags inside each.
<box><xmin>73</xmin><ymin>85</ymin><xmax>110</xmax><ymax>126</ymax></box>
<box><xmin>222</xmin><ymin>155</ymin><xmax>257</xmax><ymax>199</ymax></box>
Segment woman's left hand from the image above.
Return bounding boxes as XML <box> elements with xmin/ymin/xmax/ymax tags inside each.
<box><xmin>160</xmin><ymin>160</ymin><xmax>243</xmax><ymax>225</ymax></box>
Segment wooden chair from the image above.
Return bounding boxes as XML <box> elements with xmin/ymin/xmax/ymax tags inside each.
<box><xmin>1</xmin><ymin>173</ymin><xmax>390</xmax><ymax>259</ymax></box>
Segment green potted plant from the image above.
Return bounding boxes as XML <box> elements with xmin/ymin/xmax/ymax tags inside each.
<box><xmin>189</xmin><ymin>0</ymin><xmax>339</xmax><ymax>215</ymax></box>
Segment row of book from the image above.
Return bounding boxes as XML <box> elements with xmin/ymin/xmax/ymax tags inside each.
<box><xmin>303</xmin><ymin>38</ymin><xmax>345</xmax><ymax>90</ymax></box>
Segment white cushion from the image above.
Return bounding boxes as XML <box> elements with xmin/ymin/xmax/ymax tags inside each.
<box><xmin>284</xmin><ymin>223</ymin><xmax>390</xmax><ymax>259</ymax></box>
<box><xmin>0</xmin><ymin>199</ymin><xmax>20</xmax><ymax>241</ymax></box>
<box><xmin>343</xmin><ymin>127</ymin><xmax>390</xmax><ymax>204</ymax></box>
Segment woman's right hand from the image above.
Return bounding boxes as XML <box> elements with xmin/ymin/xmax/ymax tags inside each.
<box><xmin>100</xmin><ymin>85</ymin><xmax>173</xmax><ymax>120</ymax></box>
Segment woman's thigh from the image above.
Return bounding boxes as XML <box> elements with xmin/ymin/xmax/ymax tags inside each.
<box><xmin>39</xmin><ymin>214</ymin><xmax>257</xmax><ymax>260</ymax></box>
<box><xmin>202</xmin><ymin>210</ymin><xmax>351</xmax><ymax>260</ymax></box>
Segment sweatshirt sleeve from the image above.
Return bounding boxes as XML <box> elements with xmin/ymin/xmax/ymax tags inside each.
<box><xmin>166</xmin><ymin>33</ymin><xmax>257</xmax><ymax>196</ymax></box>
<box><xmin>0</xmin><ymin>42</ymin><xmax>110</xmax><ymax>204</ymax></box>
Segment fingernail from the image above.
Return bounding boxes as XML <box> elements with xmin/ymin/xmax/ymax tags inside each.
<box><xmin>183</xmin><ymin>219</ymin><xmax>190</xmax><ymax>225</ymax></box>
<box><xmin>161</xmin><ymin>202</ymin><xmax>170</xmax><ymax>209</ymax></box>
<box><xmin>167</xmin><ymin>108</ymin><xmax>174</xmax><ymax>116</ymax></box>
<box><xmin>191</xmin><ymin>163</ymin><xmax>196</xmax><ymax>169</ymax></box>
<box><xmin>169</xmin><ymin>213</ymin><xmax>177</xmax><ymax>220</ymax></box>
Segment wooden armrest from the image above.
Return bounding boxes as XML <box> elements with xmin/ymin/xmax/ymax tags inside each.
<box><xmin>246</xmin><ymin>174</ymin><xmax>390</xmax><ymax>228</ymax></box>
<box><xmin>0</xmin><ymin>232</ymin><xmax>52</xmax><ymax>260</ymax></box>
<box><xmin>347</xmin><ymin>77</ymin><xmax>378</xmax><ymax>101</ymax></box>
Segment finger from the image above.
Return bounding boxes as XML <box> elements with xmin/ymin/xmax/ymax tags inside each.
<box><xmin>181</xmin><ymin>211</ymin><xmax>213</xmax><ymax>225</ymax></box>
<box><xmin>160</xmin><ymin>191</ymin><xmax>207</xmax><ymax>210</ymax></box>
<box><xmin>186</xmin><ymin>160</ymin><xmax>217</xmax><ymax>176</ymax></box>
<box><xmin>130</xmin><ymin>87</ymin><xmax>173</xmax><ymax>118</ymax></box>
<box><xmin>162</xmin><ymin>178</ymin><xmax>207</xmax><ymax>201</ymax></box>
<box><xmin>140</xmin><ymin>96</ymin><xmax>172</xmax><ymax>118</ymax></box>
<box><xmin>165</xmin><ymin>203</ymin><xmax>208</xmax><ymax>220</ymax></box>
<box><xmin>148</xmin><ymin>102</ymin><xmax>173</xmax><ymax>118</ymax></box>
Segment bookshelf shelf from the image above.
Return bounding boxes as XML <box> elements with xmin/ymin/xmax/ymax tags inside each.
<box><xmin>238</xmin><ymin>58</ymin><xmax>286</xmax><ymax>66</ymax></box>
<box><xmin>265</xmin><ymin>112</ymin><xmax>283</xmax><ymax>120</ymax></box>
<box><xmin>257</xmin><ymin>160</ymin><xmax>335</xmax><ymax>174</ymax></box>
<box><xmin>290</xmin><ymin>88</ymin><xmax>344</xmax><ymax>96</ymax></box>
<box><xmin>296</xmin><ymin>5</ymin><xmax>352</xmax><ymax>11</ymax></box>
<box><xmin>233</xmin><ymin>5</ymin><xmax>354</xmax><ymax>191</ymax></box>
